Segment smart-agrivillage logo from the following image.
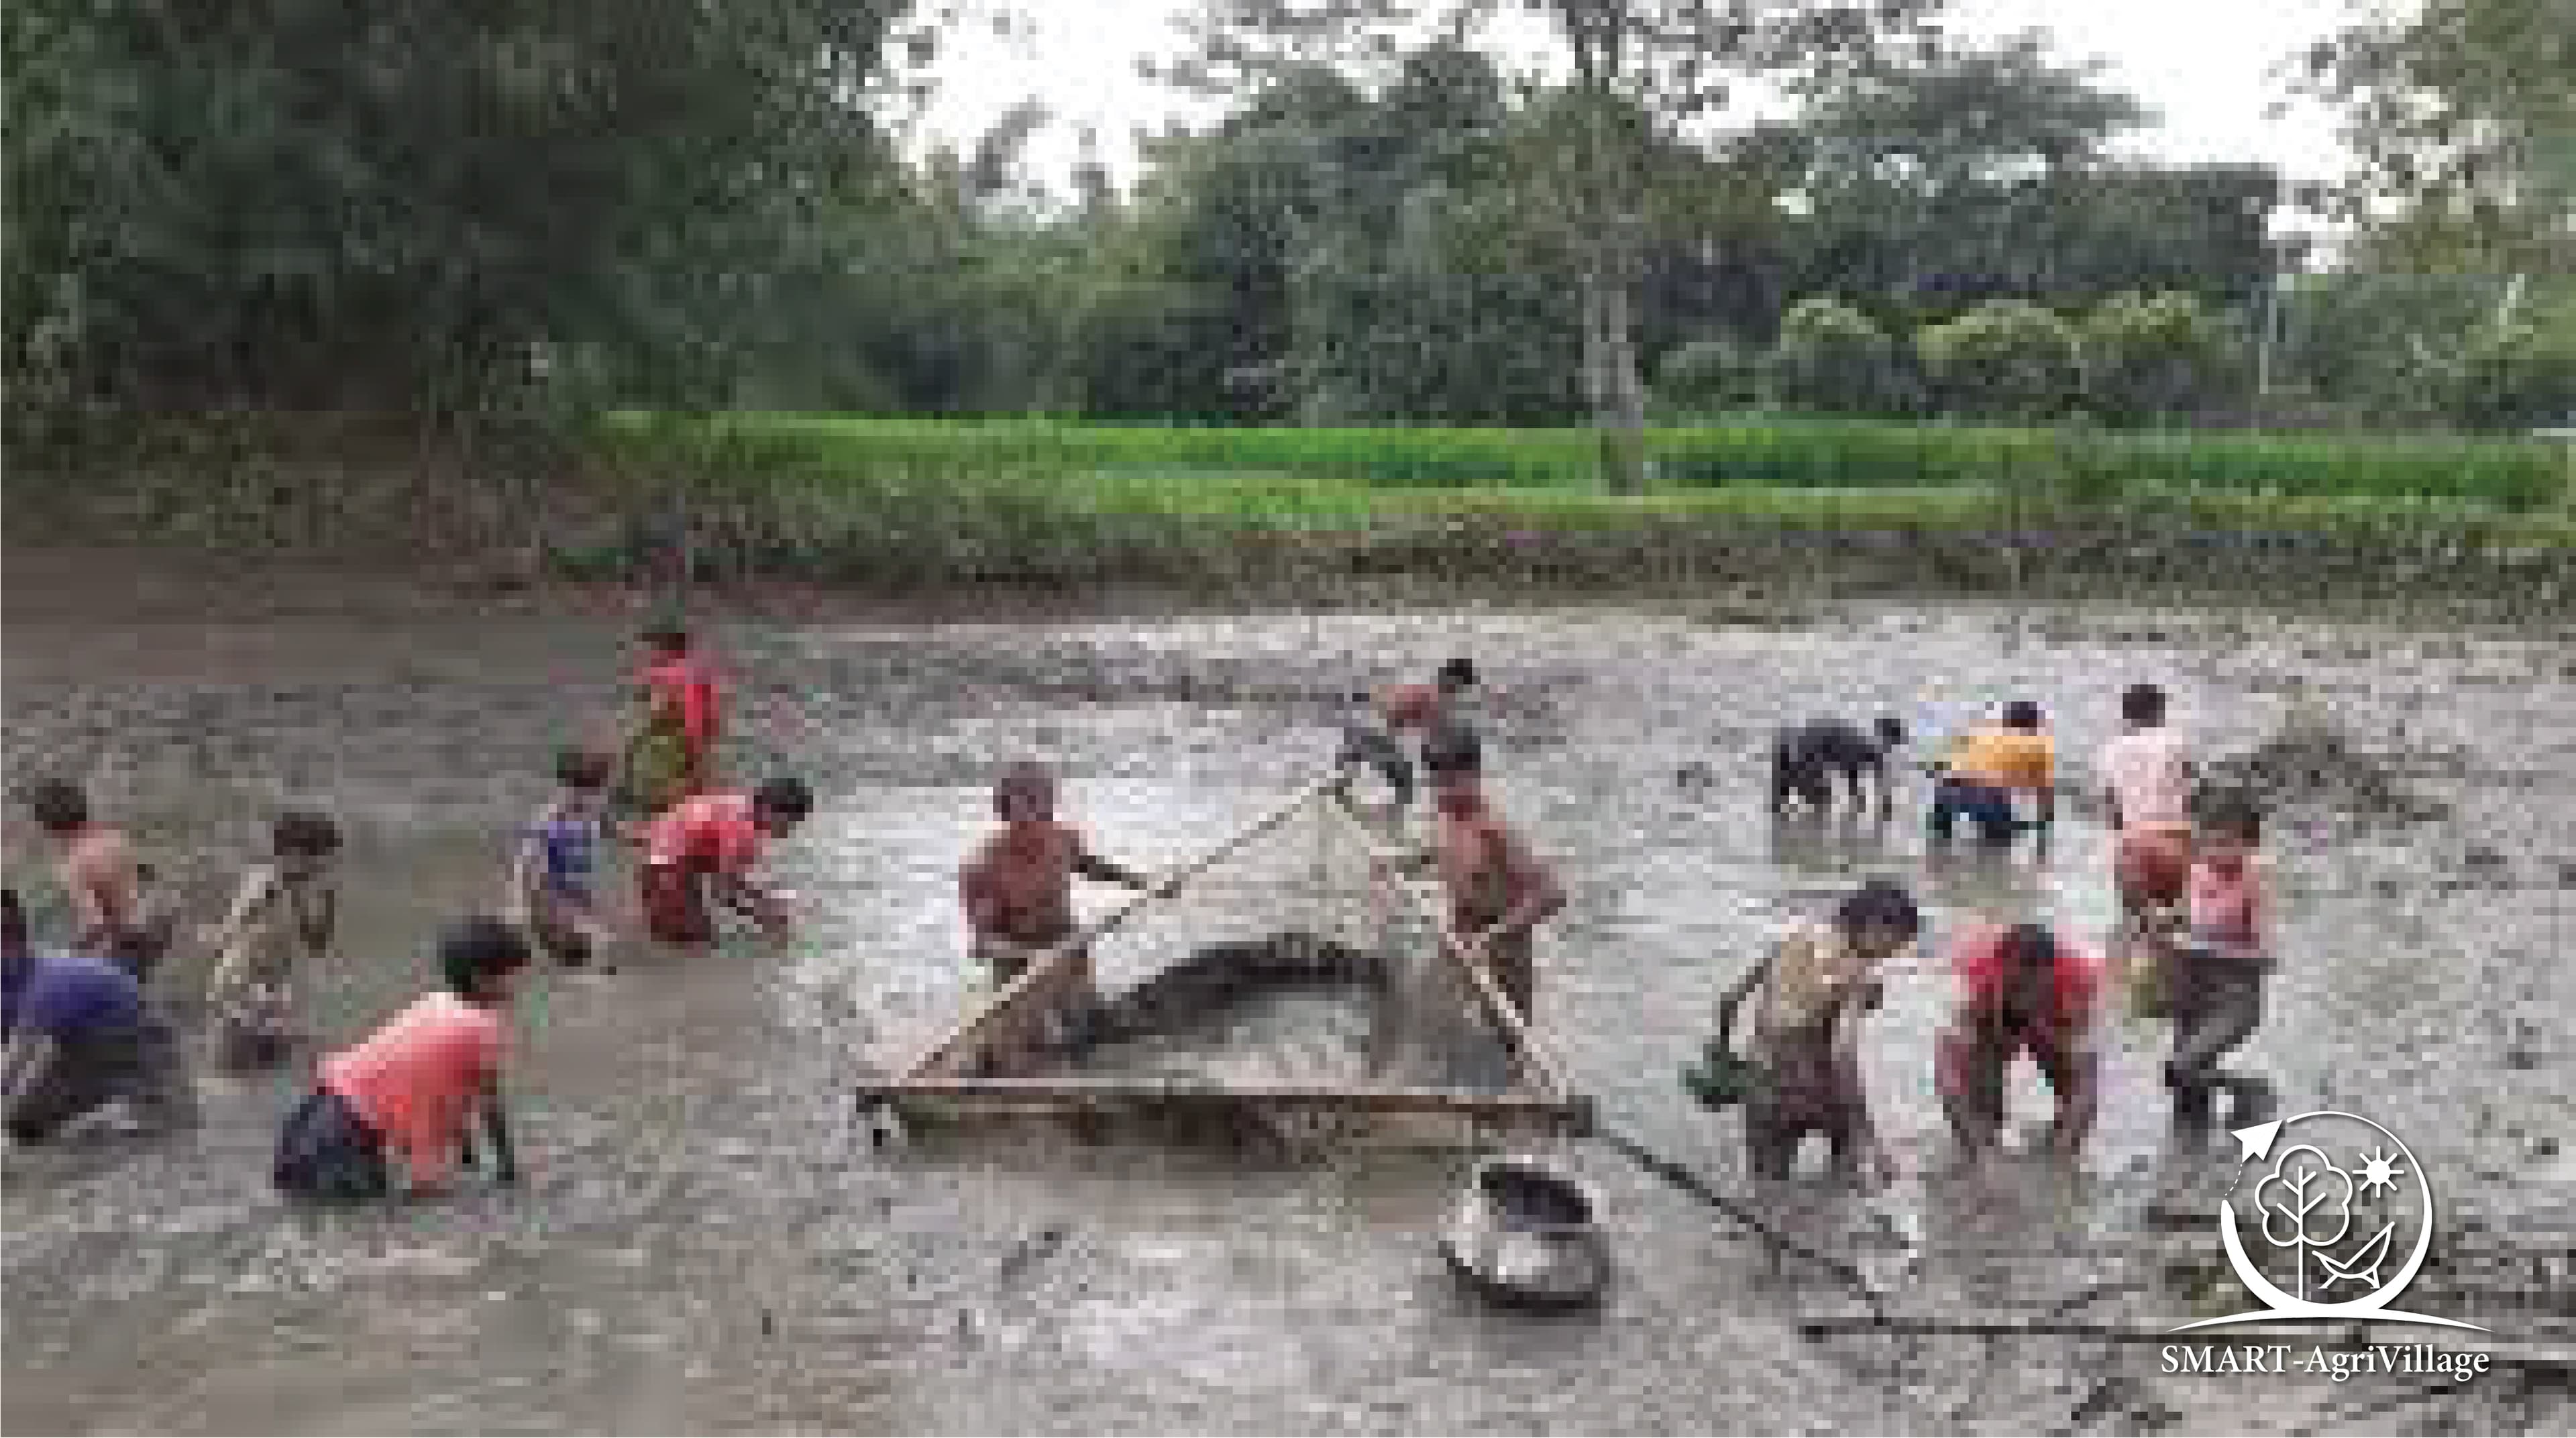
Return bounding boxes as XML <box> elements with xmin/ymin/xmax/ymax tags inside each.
<box><xmin>2161</xmin><ymin>1112</ymin><xmax>2494</xmax><ymax>1384</ymax></box>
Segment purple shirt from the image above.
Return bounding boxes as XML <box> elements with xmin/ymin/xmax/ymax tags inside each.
<box><xmin>1</xmin><ymin>952</ymin><xmax>144</xmax><ymax>1041</ymax></box>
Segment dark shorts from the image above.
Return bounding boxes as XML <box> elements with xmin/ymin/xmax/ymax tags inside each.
<box><xmin>273</xmin><ymin>1089</ymin><xmax>391</xmax><ymax>1202</ymax></box>
<box><xmin>1929</xmin><ymin>777</ymin><xmax>2020</xmax><ymax>845</ymax></box>
<box><xmin>86</xmin><ymin>916</ymin><xmax>175</xmax><ymax>983</ymax></box>
<box><xmin>4</xmin><ymin>1019</ymin><xmax>194</xmax><ymax>1144</ymax></box>
<box><xmin>641</xmin><ymin>863</ymin><xmax>714</xmax><ymax>946</ymax></box>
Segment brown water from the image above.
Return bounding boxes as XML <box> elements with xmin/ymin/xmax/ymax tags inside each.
<box><xmin>3</xmin><ymin>554</ymin><xmax>2571</xmax><ymax>1435</ymax></box>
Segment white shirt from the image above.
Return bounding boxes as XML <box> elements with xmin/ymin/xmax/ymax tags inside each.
<box><xmin>2099</xmin><ymin>726</ymin><xmax>2194</xmax><ymax>829</ymax></box>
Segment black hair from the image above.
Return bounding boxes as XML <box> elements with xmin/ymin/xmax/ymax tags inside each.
<box><xmin>754</xmin><ymin>776</ymin><xmax>814</xmax><ymax>824</ymax></box>
<box><xmin>21</xmin><ymin>779</ymin><xmax>88</xmax><ymax>832</ymax></box>
<box><xmin>1436</xmin><ymin>656</ymin><xmax>1479</xmax><ymax>692</ymax></box>
<box><xmin>994</xmin><ymin>761</ymin><xmax>1053</xmax><ymax>816</ymax></box>
<box><xmin>1872</xmin><ymin>715</ymin><xmax>1907</xmax><ymax>751</ymax></box>
<box><xmin>272</xmin><ymin>810</ymin><xmax>342</xmax><ymax>858</ymax></box>
<box><xmin>1</xmin><ymin>888</ymin><xmax>23</xmax><ymax>946</ymax></box>
<box><xmin>1994</xmin><ymin>923</ymin><xmax>2060</xmax><ymax>1028</ymax></box>
<box><xmin>2121</xmin><ymin>684</ymin><xmax>2167</xmax><ymax>727</ymax></box>
<box><xmin>2002</xmin><ymin>700</ymin><xmax>2044</xmax><ymax>732</ymax></box>
<box><xmin>1419</xmin><ymin>724</ymin><xmax>1483</xmax><ymax>777</ymax></box>
<box><xmin>439</xmin><ymin>916</ymin><xmax>532</xmax><ymax>997</ymax></box>
<box><xmin>556</xmin><ymin>747</ymin><xmax>615</xmax><ymax>792</ymax></box>
<box><xmin>1835</xmin><ymin>879</ymin><xmax>1921</xmax><ymax>939</ymax></box>
<box><xmin>641</xmin><ymin>625</ymin><xmax>690</xmax><ymax>653</ymax></box>
<box><xmin>2198</xmin><ymin>788</ymin><xmax>2263</xmax><ymax>842</ymax></box>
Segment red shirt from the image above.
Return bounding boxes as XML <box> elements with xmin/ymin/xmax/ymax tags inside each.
<box><xmin>643</xmin><ymin>655</ymin><xmax>720</xmax><ymax>753</ymax></box>
<box><xmin>321</xmin><ymin>992</ymin><xmax>506</xmax><ymax>1186</ymax></box>
<box><xmin>1379</xmin><ymin>683</ymin><xmax>1441</xmax><ymax>733</ymax></box>
<box><xmin>1953</xmin><ymin>923</ymin><xmax>2099</xmax><ymax>1036</ymax></box>
<box><xmin>643</xmin><ymin>791</ymin><xmax>764</xmax><ymax>876</ymax></box>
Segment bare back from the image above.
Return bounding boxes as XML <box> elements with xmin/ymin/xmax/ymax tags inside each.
<box><xmin>962</xmin><ymin>821</ymin><xmax>1086</xmax><ymax>946</ymax></box>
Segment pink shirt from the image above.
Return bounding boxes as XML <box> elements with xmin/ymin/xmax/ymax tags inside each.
<box><xmin>643</xmin><ymin>791</ymin><xmax>763</xmax><ymax>875</ymax></box>
<box><xmin>2187</xmin><ymin>854</ymin><xmax>2263</xmax><ymax>954</ymax></box>
<box><xmin>320</xmin><ymin>993</ymin><xmax>506</xmax><ymax>1185</ymax></box>
<box><xmin>2100</xmin><ymin>726</ymin><xmax>2193</xmax><ymax>830</ymax></box>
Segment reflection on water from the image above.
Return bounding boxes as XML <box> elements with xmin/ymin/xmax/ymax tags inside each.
<box><xmin>3</xmin><ymin>581</ymin><xmax>2570</xmax><ymax>1435</ymax></box>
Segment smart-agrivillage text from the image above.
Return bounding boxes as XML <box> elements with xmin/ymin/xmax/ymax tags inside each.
<box><xmin>2161</xmin><ymin>1345</ymin><xmax>2493</xmax><ymax>1382</ymax></box>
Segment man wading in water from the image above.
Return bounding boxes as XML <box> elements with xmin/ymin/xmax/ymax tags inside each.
<box><xmin>1405</xmin><ymin>727</ymin><xmax>1564</xmax><ymax>1024</ymax></box>
<box><xmin>1339</xmin><ymin>656</ymin><xmax>1480</xmax><ymax>814</ymax></box>
<box><xmin>1935</xmin><ymin>921</ymin><xmax>2102</xmax><ymax>1169</ymax></box>
<box><xmin>958</xmin><ymin>761</ymin><xmax>1171</xmax><ymax>1070</ymax></box>
<box><xmin>1714</xmin><ymin>880</ymin><xmax>1920</xmax><ymax>1187</ymax></box>
<box><xmin>19</xmin><ymin>779</ymin><xmax>174</xmax><ymax>980</ymax></box>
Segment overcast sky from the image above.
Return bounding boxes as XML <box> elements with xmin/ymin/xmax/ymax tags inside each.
<box><xmin>914</xmin><ymin>0</ymin><xmax>2363</xmax><ymax>197</ymax></box>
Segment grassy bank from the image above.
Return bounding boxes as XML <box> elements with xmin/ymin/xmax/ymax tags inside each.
<box><xmin>7</xmin><ymin>412</ymin><xmax>2571</xmax><ymax>619</ymax></box>
<box><xmin>608</xmin><ymin>411</ymin><xmax>2571</xmax><ymax>510</ymax></box>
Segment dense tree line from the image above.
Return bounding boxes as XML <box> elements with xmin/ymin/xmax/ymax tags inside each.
<box><xmin>5</xmin><ymin>0</ymin><xmax>2569</xmax><ymax>441</ymax></box>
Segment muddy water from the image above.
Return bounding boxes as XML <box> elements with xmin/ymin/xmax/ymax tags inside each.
<box><xmin>4</xmin><ymin>557</ymin><xmax>2571</xmax><ymax>1435</ymax></box>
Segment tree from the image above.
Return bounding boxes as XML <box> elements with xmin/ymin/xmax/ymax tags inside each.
<box><xmin>2441</xmin><ymin>299</ymin><xmax>2576</xmax><ymax>431</ymax></box>
<box><xmin>1171</xmin><ymin>1</ymin><xmax>1938</xmax><ymax>490</ymax></box>
<box><xmin>1917</xmin><ymin>299</ymin><xmax>2082</xmax><ymax>422</ymax></box>
<box><xmin>3</xmin><ymin>0</ymin><xmax>910</xmax><ymax>414</ymax></box>
<box><xmin>1656</xmin><ymin>335</ymin><xmax>1764</xmax><ymax>413</ymax></box>
<box><xmin>2083</xmin><ymin>291</ymin><xmax>2245</xmax><ymax>426</ymax></box>
<box><xmin>1768</xmin><ymin>296</ymin><xmax>1901</xmax><ymax>414</ymax></box>
<box><xmin>2302</xmin><ymin>0</ymin><xmax>2576</xmax><ymax>276</ymax></box>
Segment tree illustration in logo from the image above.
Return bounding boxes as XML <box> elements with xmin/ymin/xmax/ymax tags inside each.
<box><xmin>2255</xmin><ymin>1144</ymin><xmax>2354</xmax><ymax>1302</ymax></box>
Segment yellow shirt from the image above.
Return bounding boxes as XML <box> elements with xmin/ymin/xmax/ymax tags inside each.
<box><xmin>1948</xmin><ymin>728</ymin><xmax>2055</xmax><ymax>791</ymax></box>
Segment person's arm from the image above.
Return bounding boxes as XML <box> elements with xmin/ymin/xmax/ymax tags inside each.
<box><xmin>504</xmin><ymin>830</ymin><xmax>543</xmax><ymax>926</ymax></box>
<box><xmin>302</xmin><ymin>883</ymin><xmax>337</xmax><ymax>955</ymax></box>
<box><xmin>1713</xmin><ymin>954</ymin><xmax>1773</xmax><ymax>1055</ymax></box>
<box><xmin>1071</xmin><ymin>850</ymin><xmax>1152</xmax><ymax>893</ymax></box>
<box><xmin>2050</xmin><ymin>1042</ymin><xmax>2100</xmax><ymax>1158</ymax></box>
<box><xmin>714</xmin><ymin>872</ymin><xmax>790</xmax><ymax>938</ymax></box>
<box><xmin>0</xmin><ymin>1031</ymin><xmax>63</xmax><ymax>1122</ymax></box>
<box><xmin>204</xmin><ymin>872</ymin><xmax>272</xmax><ymax>997</ymax></box>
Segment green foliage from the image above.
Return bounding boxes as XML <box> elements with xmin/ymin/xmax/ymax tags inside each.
<box><xmin>1656</xmin><ymin>337</ymin><xmax>1766</xmax><ymax>414</ymax></box>
<box><xmin>2084</xmin><ymin>292</ymin><xmax>2247</xmax><ymax>425</ymax></box>
<box><xmin>2443</xmin><ymin>313</ymin><xmax>2576</xmax><ymax>432</ymax></box>
<box><xmin>1917</xmin><ymin>301</ymin><xmax>2084</xmax><ymax>422</ymax></box>
<box><xmin>1769</xmin><ymin>299</ymin><xmax>1904</xmax><ymax>415</ymax></box>
<box><xmin>597</xmin><ymin>412</ymin><xmax>2566</xmax><ymax>510</ymax></box>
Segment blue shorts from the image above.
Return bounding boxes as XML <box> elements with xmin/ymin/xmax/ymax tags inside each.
<box><xmin>1929</xmin><ymin>778</ymin><xmax>2021</xmax><ymax>845</ymax></box>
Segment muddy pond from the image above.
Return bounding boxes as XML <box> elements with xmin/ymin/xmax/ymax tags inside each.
<box><xmin>3</xmin><ymin>552</ymin><xmax>2571</xmax><ymax>1435</ymax></box>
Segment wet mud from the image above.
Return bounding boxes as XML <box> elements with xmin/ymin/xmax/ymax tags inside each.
<box><xmin>3</xmin><ymin>550</ymin><xmax>2571</xmax><ymax>1435</ymax></box>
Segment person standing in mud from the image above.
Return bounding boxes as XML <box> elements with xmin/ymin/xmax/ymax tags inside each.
<box><xmin>1770</xmin><ymin>715</ymin><xmax>1907</xmax><ymax>820</ymax></box>
<box><xmin>2163</xmin><ymin>791</ymin><xmax>2277</xmax><ymax>1139</ymax></box>
<box><xmin>1411</xmin><ymin>727</ymin><xmax>1564</xmax><ymax>1023</ymax></box>
<box><xmin>1935</xmin><ymin>921</ymin><xmax>2101</xmax><ymax>1167</ymax></box>
<box><xmin>19</xmin><ymin>779</ymin><xmax>173</xmax><ymax>980</ymax></box>
<box><xmin>637</xmin><ymin>777</ymin><xmax>814</xmax><ymax>948</ymax></box>
<box><xmin>1338</xmin><ymin>656</ymin><xmax>1481</xmax><ymax>814</ymax></box>
<box><xmin>1</xmin><ymin>889</ymin><xmax>196</xmax><ymax>1146</ymax></box>
<box><xmin>273</xmin><ymin>917</ymin><xmax>529</xmax><ymax>1203</ymax></box>
<box><xmin>958</xmin><ymin>761</ymin><xmax>1170</xmax><ymax>1066</ymax></box>
<box><xmin>506</xmin><ymin>749</ymin><xmax>618</xmax><ymax>969</ymax></box>
<box><xmin>2101</xmin><ymin>683</ymin><xmax>2197</xmax><ymax>995</ymax></box>
<box><xmin>203</xmin><ymin>810</ymin><xmax>341</xmax><ymax>1070</ymax></box>
<box><xmin>617</xmin><ymin>624</ymin><xmax>722</xmax><ymax>825</ymax></box>
<box><xmin>1929</xmin><ymin>702</ymin><xmax>2056</xmax><ymax>850</ymax></box>
<box><xmin>1713</xmin><ymin>879</ymin><xmax>1919</xmax><ymax>1188</ymax></box>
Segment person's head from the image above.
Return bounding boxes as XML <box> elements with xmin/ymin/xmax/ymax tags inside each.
<box><xmin>439</xmin><ymin>916</ymin><xmax>533</xmax><ymax>1005</ymax></box>
<box><xmin>641</xmin><ymin>624</ymin><xmax>691</xmax><ymax>660</ymax></box>
<box><xmin>751</xmin><ymin>777</ymin><xmax>814</xmax><ymax>838</ymax></box>
<box><xmin>271</xmin><ymin>810</ymin><xmax>341</xmax><ymax>879</ymax></box>
<box><xmin>1871</xmin><ymin>716</ymin><xmax>1907</xmax><ymax>753</ymax></box>
<box><xmin>1436</xmin><ymin>656</ymin><xmax>1479</xmax><ymax>696</ymax></box>
<box><xmin>555</xmin><ymin>748</ymin><xmax>614</xmax><ymax>809</ymax></box>
<box><xmin>1</xmin><ymin>888</ymin><xmax>26</xmax><ymax>960</ymax></box>
<box><xmin>2002</xmin><ymin>701</ymin><xmax>2044</xmax><ymax>733</ymax></box>
<box><xmin>2121</xmin><ymin>683</ymin><xmax>2167</xmax><ymax>730</ymax></box>
<box><xmin>2198</xmin><ymin>789</ymin><xmax>2262</xmax><ymax>861</ymax></box>
<box><xmin>21</xmin><ymin>779</ymin><xmax>89</xmax><ymax>836</ymax></box>
<box><xmin>994</xmin><ymin>761</ymin><xmax>1057</xmax><ymax>824</ymax></box>
<box><xmin>1834</xmin><ymin>878</ymin><xmax>1922</xmax><ymax>959</ymax></box>
<box><xmin>1421</xmin><ymin>725</ymin><xmax>1485</xmax><ymax>815</ymax></box>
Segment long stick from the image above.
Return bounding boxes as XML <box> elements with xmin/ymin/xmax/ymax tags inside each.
<box><xmin>1595</xmin><ymin>1127</ymin><xmax>1887</xmax><ymax>1315</ymax></box>
<box><xmin>857</xmin><ymin>1078</ymin><xmax>1580</xmax><ymax>1118</ymax></box>
<box><xmin>1325</xmin><ymin>798</ymin><xmax>1575</xmax><ymax>1102</ymax></box>
<box><xmin>904</xmin><ymin>775</ymin><xmax>1344</xmax><ymax>1081</ymax></box>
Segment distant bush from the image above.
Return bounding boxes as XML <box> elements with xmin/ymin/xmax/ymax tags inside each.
<box><xmin>1918</xmin><ymin>300</ymin><xmax>2085</xmax><ymax>423</ymax></box>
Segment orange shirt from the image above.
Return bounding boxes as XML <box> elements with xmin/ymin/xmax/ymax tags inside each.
<box><xmin>321</xmin><ymin>992</ymin><xmax>506</xmax><ymax>1186</ymax></box>
<box><xmin>1948</xmin><ymin>728</ymin><xmax>2055</xmax><ymax>791</ymax></box>
<box><xmin>643</xmin><ymin>791</ymin><xmax>765</xmax><ymax>875</ymax></box>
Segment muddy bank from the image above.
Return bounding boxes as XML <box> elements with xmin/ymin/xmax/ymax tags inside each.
<box><xmin>3</xmin><ymin>552</ymin><xmax>2572</xmax><ymax>1435</ymax></box>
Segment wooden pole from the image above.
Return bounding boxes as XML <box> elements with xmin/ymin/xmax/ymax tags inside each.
<box><xmin>904</xmin><ymin>774</ymin><xmax>1345</xmax><ymax>1081</ymax></box>
<box><xmin>1324</xmin><ymin>797</ymin><xmax>1577</xmax><ymax>1103</ymax></box>
<box><xmin>859</xmin><ymin>1076</ymin><xmax>1581</xmax><ymax>1119</ymax></box>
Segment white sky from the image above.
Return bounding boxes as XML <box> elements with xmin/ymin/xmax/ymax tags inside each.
<box><xmin>913</xmin><ymin>0</ymin><xmax>2365</xmax><ymax>196</ymax></box>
